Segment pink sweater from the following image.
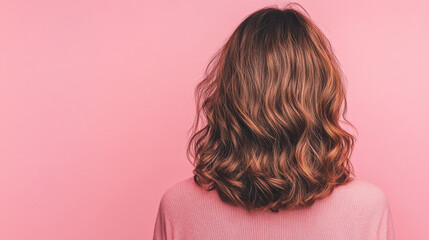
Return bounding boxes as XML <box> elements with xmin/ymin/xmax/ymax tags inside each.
<box><xmin>153</xmin><ymin>176</ymin><xmax>395</xmax><ymax>240</ymax></box>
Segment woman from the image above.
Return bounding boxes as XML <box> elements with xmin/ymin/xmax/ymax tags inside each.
<box><xmin>153</xmin><ymin>3</ymin><xmax>395</xmax><ymax>240</ymax></box>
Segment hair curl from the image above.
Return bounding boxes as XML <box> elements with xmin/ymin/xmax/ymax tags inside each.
<box><xmin>186</xmin><ymin>3</ymin><xmax>357</xmax><ymax>213</ymax></box>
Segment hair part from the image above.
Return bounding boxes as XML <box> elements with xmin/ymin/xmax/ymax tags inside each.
<box><xmin>186</xmin><ymin>2</ymin><xmax>357</xmax><ymax>213</ymax></box>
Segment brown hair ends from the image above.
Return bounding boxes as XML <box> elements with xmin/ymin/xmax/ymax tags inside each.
<box><xmin>186</xmin><ymin>3</ymin><xmax>357</xmax><ymax>213</ymax></box>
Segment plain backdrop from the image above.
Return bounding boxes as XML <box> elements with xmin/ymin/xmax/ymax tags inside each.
<box><xmin>1</xmin><ymin>0</ymin><xmax>428</xmax><ymax>239</ymax></box>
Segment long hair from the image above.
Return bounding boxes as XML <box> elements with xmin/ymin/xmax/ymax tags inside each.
<box><xmin>186</xmin><ymin>3</ymin><xmax>357</xmax><ymax>213</ymax></box>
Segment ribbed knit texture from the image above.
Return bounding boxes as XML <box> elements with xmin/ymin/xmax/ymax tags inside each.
<box><xmin>153</xmin><ymin>177</ymin><xmax>395</xmax><ymax>240</ymax></box>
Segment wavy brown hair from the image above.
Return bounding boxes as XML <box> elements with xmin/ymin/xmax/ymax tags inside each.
<box><xmin>186</xmin><ymin>3</ymin><xmax>357</xmax><ymax>213</ymax></box>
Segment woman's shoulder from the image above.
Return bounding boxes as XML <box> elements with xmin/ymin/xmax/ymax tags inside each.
<box><xmin>157</xmin><ymin>177</ymin><xmax>208</xmax><ymax>206</ymax></box>
<box><xmin>155</xmin><ymin>176</ymin><xmax>211</xmax><ymax>221</ymax></box>
<box><xmin>335</xmin><ymin>178</ymin><xmax>389</xmax><ymax>200</ymax></box>
<box><xmin>159</xmin><ymin>176</ymin><xmax>204</xmax><ymax>201</ymax></box>
<box><xmin>326</xmin><ymin>177</ymin><xmax>391</xmax><ymax>212</ymax></box>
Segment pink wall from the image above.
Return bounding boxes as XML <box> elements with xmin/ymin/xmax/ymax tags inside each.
<box><xmin>0</xmin><ymin>0</ymin><xmax>428</xmax><ymax>239</ymax></box>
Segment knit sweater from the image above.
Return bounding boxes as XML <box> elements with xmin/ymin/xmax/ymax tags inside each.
<box><xmin>153</xmin><ymin>176</ymin><xmax>395</xmax><ymax>240</ymax></box>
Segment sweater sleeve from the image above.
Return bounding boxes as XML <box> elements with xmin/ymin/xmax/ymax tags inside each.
<box><xmin>152</xmin><ymin>194</ymin><xmax>174</xmax><ymax>240</ymax></box>
<box><xmin>376</xmin><ymin>195</ymin><xmax>396</xmax><ymax>240</ymax></box>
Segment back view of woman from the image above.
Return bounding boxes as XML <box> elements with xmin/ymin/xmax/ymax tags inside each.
<box><xmin>153</xmin><ymin>3</ymin><xmax>395</xmax><ymax>240</ymax></box>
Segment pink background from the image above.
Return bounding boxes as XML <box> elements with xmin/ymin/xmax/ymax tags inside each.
<box><xmin>1</xmin><ymin>0</ymin><xmax>428</xmax><ymax>239</ymax></box>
